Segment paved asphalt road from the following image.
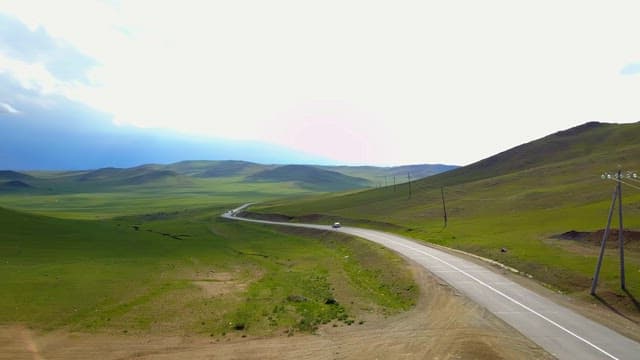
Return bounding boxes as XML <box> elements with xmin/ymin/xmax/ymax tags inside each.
<box><xmin>222</xmin><ymin>204</ymin><xmax>640</xmax><ymax>360</ymax></box>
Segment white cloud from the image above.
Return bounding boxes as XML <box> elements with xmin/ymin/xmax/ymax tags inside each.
<box><xmin>0</xmin><ymin>102</ymin><xmax>19</xmax><ymax>114</ymax></box>
<box><xmin>1</xmin><ymin>0</ymin><xmax>639</xmax><ymax>165</ymax></box>
<box><xmin>0</xmin><ymin>54</ymin><xmax>58</xmax><ymax>93</ymax></box>
<box><xmin>0</xmin><ymin>12</ymin><xmax>96</xmax><ymax>84</ymax></box>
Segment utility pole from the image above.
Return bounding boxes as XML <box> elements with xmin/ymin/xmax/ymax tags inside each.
<box><xmin>590</xmin><ymin>187</ymin><xmax>617</xmax><ymax>295</ymax></box>
<box><xmin>617</xmin><ymin>170</ymin><xmax>625</xmax><ymax>290</ymax></box>
<box><xmin>407</xmin><ymin>172</ymin><xmax>412</xmax><ymax>198</ymax></box>
<box><xmin>591</xmin><ymin>169</ymin><xmax>636</xmax><ymax>294</ymax></box>
<box><xmin>393</xmin><ymin>176</ymin><xmax>396</xmax><ymax>192</ymax></box>
<box><xmin>441</xmin><ymin>186</ymin><xmax>448</xmax><ymax>228</ymax></box>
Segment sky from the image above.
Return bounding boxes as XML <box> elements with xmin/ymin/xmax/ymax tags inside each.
<box><xmin>1</xmin><ymin>0</ymin><xmax>639</xmax><ymax>167</ymax></box>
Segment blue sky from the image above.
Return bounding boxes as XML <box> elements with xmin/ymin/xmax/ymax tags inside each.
<box><xmin>1</xmin><ymin>0</ymin><xmax>639</xmax><ymax>168</ymax></box>
<box><xmin>621</xmin><ymin>63</ymin><xmax>640</xmax><ymax>76</ymax></box>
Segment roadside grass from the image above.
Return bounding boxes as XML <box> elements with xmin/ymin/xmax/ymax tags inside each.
<box><xmin>253</xmin><ymin>151</ymin><xmax>640</xmax><ymax>307</ymax></box>
<box><xmin>273</xmin><ymin>227</ymin><xmax>417</xmax><ymax>314</ymax></box>
<box><xmin>0</xmin><ymin>206</ymin><xmax>417</xmax><ymax>336</ymax></box>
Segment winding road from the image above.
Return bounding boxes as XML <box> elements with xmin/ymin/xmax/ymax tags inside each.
<box><xmin>222</xmin><ymin>204</ymin><xmax>640</xmax><ymax>360</ymax></box>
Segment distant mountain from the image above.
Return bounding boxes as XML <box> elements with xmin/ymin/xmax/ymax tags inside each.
<box><xmin>385</xmin><ymin>164</ymin><xmax>459</xmax><ymax>178</ymax></box>
<box><xmin>126</xmin><ymin>170</ymin><xmax>185</xmax><ymax>185</ymax></box>
<box><xmin>76</xmin><ymin>167</ymin><xmax>130</xmax><ymax>182</ymax></box>
<box><xmin>0</xmin><ymin>180</ymin><xmax>33</xmax><ymax>191</ymax></box>
<box><xmin>320</xmin><ymin>164</ymin><xmax>458</xmax><ymax>185</ymax></box>
<box><xmin>246</xmin><ymin>165</ymin><xmax>370</xmax><ymax>191</ymax></box>
<box><xmin>0</xmin><ymin>160</ymin><xmax>456</xmax><ymax>194</ymax></box>
<box><xmin>74</xmin><ymin>166</ymin><xmax>189</xmax><ymax>186</ymax></box>
<box><xmin>161</xmin><ymin>161</ymin><xmax>456</xmax><ymax>182</ymax></box>
<box><xmin>0</xmin><ymin>170</ymin><xmax>33</xmax><ymax>181</ymax></box>
<box><xmin>164</xmin><ymin>160</ymin><xmax>271</xmax><ymax>178</ymax></box>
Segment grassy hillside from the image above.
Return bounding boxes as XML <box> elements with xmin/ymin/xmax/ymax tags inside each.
<box><xmin>247</xmin><ymin>165</ymin><xmax>370</xmax><ymax>191</ymax></box>
<box><xmin>163</xmin><ymin>160</ymin><xmax>272</xmax><ymax>177</ymax></box>
<box><xmin>419</xmin><ymin>121</ymin><xmax>639</xmax><ymax>187</ymax></box>
<box><xmin>0</xmin><ymin>205</ymin><xmax>416</xmax><ymax>335</ymax></box>
<box><xmin>0</xmin><ymin>180</ymin><xmax>33</xmax><ymax>189</ymax></box>
<box><xmin>255</xmin><ymin>122</ymin><xmax>640</xmax><ymax>305</ymax></box>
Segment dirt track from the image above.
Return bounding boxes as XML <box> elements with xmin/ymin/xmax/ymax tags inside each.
<box><xmin>0</xmin><ymin>263</ymin><xmax>552</xmax><ymax>360</ymax></box>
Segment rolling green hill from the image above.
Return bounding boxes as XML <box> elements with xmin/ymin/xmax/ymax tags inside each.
<box><xmin>161</xmin><ymin>161</ymin><xmax>456</xmax><ymax>184</ymax></box>
<box><xmin>125</xmin><ymin>169</ymin><xmax>187</xmax><ymax>185</ymax></box>
<box><xmin>163</xmin><ymin>160</ymin><xmax>271</xmax><ymax>177</ymax></box>
<box><xmin>0</xmin><ymin>170</ymin><xmax>33</xmax><ymax>181</ymax></box>
<box><xmin>254</xmin><ymin>122</ymin><xmax>640</xmax><ymax>306</ymax></box>
<box><xmin>0</xmin><ymin>180</ymin><xmax>34</xmax><ymax>191</ymax></box>
<box><xmin>5</xmin><ymin>161</ymin><xmax>455</xmax><ymax>193</ymax></box>
<box><xmin>246</xmin><ymin>165</ymin><xmax>370</xmax><ymax>191</ymax></box>
<box><xmin>0</xmin><ymin>160</ymin><xmax>455</xmax><ymax>218</ymax></box>
<box><xmin>72</xmin><ymin>166</ymin><xmax>190</xmax><ymax>187</ymax></box>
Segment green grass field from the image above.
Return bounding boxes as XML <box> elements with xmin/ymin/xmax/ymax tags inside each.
<box><xmin>254</xmin><ymin>122</ymin><xmax>640</xmax><ymax>310</ymax></box>
<box><xmin>0</xmin><ymin>204</ymin><xmax>416</xmax><ymax>336</ymax></box>
<box><xmin>0</xmin><ymin>175</ymin><xmax>320</xmax><ymax>219</ymax></box>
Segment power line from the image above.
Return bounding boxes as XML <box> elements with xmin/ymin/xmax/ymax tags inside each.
<box><xmin>623</xmin><ymin>176</ymin><xmax>640</xmax><ymax>185</ymax></box>
<box><xmin>614</xmin><ymin>179</ymin><xmax>640</xmax><ymax>191</ymax></box>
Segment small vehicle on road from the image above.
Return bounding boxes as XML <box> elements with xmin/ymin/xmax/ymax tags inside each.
<box><xmin>332</xmin><ymin>222</ymin><xmax>341</xmax><ymax>229</ymax></box>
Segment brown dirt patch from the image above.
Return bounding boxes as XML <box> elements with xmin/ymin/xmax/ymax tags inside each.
<box><xmin>0</xmin><ymin>325</ymin><xmax>44</xmax><ymax>360</ymax></box>
<box><xmin>554</xmin><ymin>229</ymin><xmax>640</xmax><ymax>249</ymax></box>
<box><xmin>0</xmin><ymin>263</ymin><xmax>552</xmax><ymax>360</ymax></box>
<box><xmin>191</xmin><ymin>272</ymin><xmax>248</xmax><ymax>297</ymax></box>
<box><xmin>236</xmin><ymin>211</ymin><xmax>293</xmax><ymax>222</ymax></box>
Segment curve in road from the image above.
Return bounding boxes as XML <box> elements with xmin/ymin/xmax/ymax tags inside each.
<box><xmin>222</xmin><ymin>205</ymin><xmax>640</xmax><ymax>360</ymax></box>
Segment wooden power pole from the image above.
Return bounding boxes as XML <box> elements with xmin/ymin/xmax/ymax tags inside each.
<box><xmin>441</xmin><ymin>186</ymin><xmax>448</xmax><ymax>228</ymax></box>
<box><xmin>591</xmin><ymin>169</ymin><xmax>630</xmax><ymax>295</ymax></box>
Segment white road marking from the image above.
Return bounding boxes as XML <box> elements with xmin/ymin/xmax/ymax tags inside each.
<box><xmin>388</xmin><ymin>239</ymin><xmax>619</xmax><ymax>360</ymax></box>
